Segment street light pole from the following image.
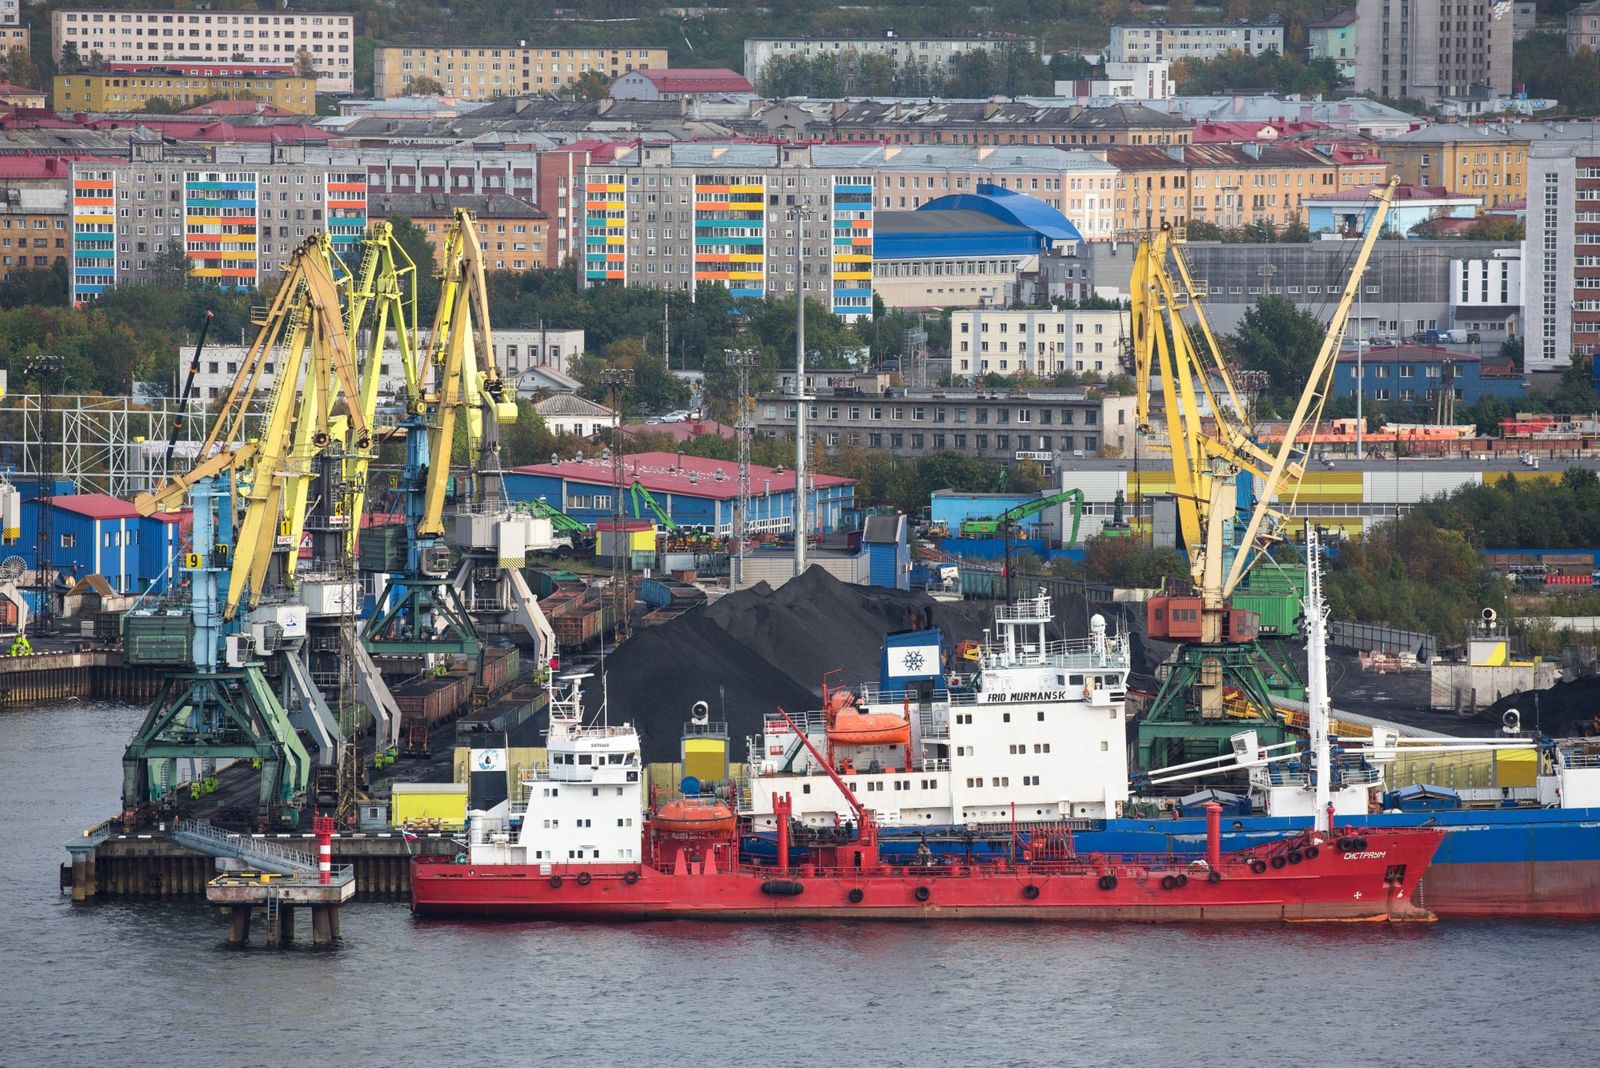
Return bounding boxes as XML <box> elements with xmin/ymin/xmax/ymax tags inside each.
<box><xmin>788</xmin><ymin>204</ymin><xmax>813</xmax><ymax>577</ymax></box>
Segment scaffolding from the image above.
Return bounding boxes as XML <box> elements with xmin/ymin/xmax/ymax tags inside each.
<box><xmin>0</xmin><ymin>393</ymin><xmax>261</xmax><ymax>497</ymax></box>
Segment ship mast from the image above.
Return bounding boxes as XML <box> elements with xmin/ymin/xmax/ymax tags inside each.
<box><xmin>1303</xmin><ymin>524</ymin><xmax>1331</xmax><ymax>834</ymax></box>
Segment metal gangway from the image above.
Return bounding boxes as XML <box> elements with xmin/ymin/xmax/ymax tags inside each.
<box><xmin>171</xmin><ymin>819</ymin><xmax>333</xmax><ymax>880</ymax></box>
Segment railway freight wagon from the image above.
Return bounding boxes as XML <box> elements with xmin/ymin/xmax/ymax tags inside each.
<box><xmin>393</xmin><ymin>647</ymin><xmax>522</xmax><ymax>757</ymax></box>
<box><xmin>547</xmin><ymin>585</ymin><xmax>633</xmax><ymax>650</ymax></box>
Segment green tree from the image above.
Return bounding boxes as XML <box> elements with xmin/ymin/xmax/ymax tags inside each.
<box><xmin>1185</xmin><ymin>220</ymin><xmax>1224</xmax><ymax>241</ymax></box>
<box><xmin>1232</xmin><ymin>295</ymin><xmax>1327</xmax><ymax>401</ymax></box>
<box><xmin>0</xmin><ymin>260</ymin><xmax>68</xmax><ymax>308</ymax></box>
<box><xmin>151</xmin><ymin>239</ymin><xmax>192</xmax><ymax>289</ymax></box>
<box><xmin>405</xmin><ymin>75</ymin><xmax>446</xmax><ymax>96</ymax></box>
<box><xmin>387</xmin><ymin>216</ymin><xmax>440</xmax><ymax>313</ymax></box>
<box><xmin>1548</xmin><ymin>359</ymin><xmax>1600</xmax><ymax>413</ymax></box>
<box><xmin>4</xmin><ymin>47</ymin><xmax>41</xmax><ymax>89</ymax></box>
<box><xmin>566</xmin><ymin>68</ymin><xmax>612</xmax><ymax>101</ymax></box>
<box><xmin>294</xmin><ymin>48</ymin><xmax>318</xmax><ymax>79</ymax></box>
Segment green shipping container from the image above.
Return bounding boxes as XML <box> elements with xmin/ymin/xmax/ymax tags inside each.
<box><xmin>360</xmin><ymin>524</ymin><xmax>409</xmax><ymax>573</ymax></box>
<box><xmin>124</xmin><ymin>614</ymin><xmax>193</xmax><ymax>665</ymax></box>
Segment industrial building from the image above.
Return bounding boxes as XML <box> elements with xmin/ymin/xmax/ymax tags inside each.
<box><xmin>12</xmin><ymin>492</ymin><xmax>188</xmax><ymax>595</ymax></box>
<box><xmin>872</xmin><ymin>186</ymin><xmax>1084</xmax><ymax>310</ymax></box>
<box><xmin>753</xmin><ymin>379</ymin><xmax>1138</xmax><ymax>470</ymax></box>
<box><xmin>503</xmin><ymin>451</ymin><xmax>856</xmax><ymax>536</ymax></box>
<box><xmin>1332</xmin><ymin>346</ymin><xmax>1525</xmax><ymax>408</ymax></box>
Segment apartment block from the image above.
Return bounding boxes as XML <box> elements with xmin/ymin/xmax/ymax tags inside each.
<box><xmin>1379</xmin><ymin>124</ymin><xmax>1528</xmax><ymax>208</ymax></box>
<box><xmin>373</xmin><ymin>45</ymin><xmax>668</xmax><ymax>101</ymax></box>
<box><xmin>52</xmin><ymin>9</ymin><xmax>355</xmax><ymax>93</ymax></box>
<box><xmin>1106</xmin><ymin>21</ymin><xmax>1284</xmax><ymax>63</ymax></box>
<box><xmin>582</xmin><ymin>142</ymin><xmax>869</xmax><ymax>316</ymax></box>
<box><xmin>1354</xmin><ymin>0</ymin><xmax>1512</xmax><ymax>102</ymax></box>
<box><xmin>70</xmin><ymin>145</ymin><xmax>366</xmax><ymax>304</ymax></box>
<box><xmin>581</xmin><ymin>141</ymin><xmax>1128</xmax><ymax>314</ymax></box>
<box><xmin>753</xmin><ymin>381</ymin><xmax>1138</xmax><ymax>463</ymax></box>
<box><xmin>743</xmin><ymin>34</ymin><xmax>1035</xmax><ymax>82</ymax></box>
<box><xmin>54</xmin><ymin>69</ymin><xmax>318</xmax><ymax>115</ymax></box>
<box><xmin>1525</xmin><ymin>143</ymin><xmax>1600</xmax><ymax>372</ymax></box>
<box><xmin>1569</xmin><ymin>0</ymin><xmax>1600</xmax><ymax>55</ymax></box>
<box><xmin>1308</xmin><ymin>9</ymin><xmax>1358</xmax><ymax>78</ymax></box>
<box><xmin>0</xmin><ymin>187</ymin><xmax>69</xmax><ymax>281</ymax></box>
<box><xmin>1105</xmin><ymin>142</ymin><xmax>1388</xmax><ymax>235</ymax></box>
<box><xmin>368</xmin><ymin>192</ymin><xmax>548</xmax><ymax>274</ymax></box>
<box><xmin>949</xmin><ymin>308</ymin><xmax>1129</xmax><ymax>379</ymax></box>
<box><xmin>0</xmin><ymin>24</ymin><xmax>28</xmax><ymax>57</ymax></box>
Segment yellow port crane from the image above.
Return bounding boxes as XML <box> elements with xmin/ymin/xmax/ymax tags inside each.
<box><xmin>364</xmin><ymin>208</ymin><xmax>555</xmax><ymax>667</ymax></box>
<box><xmin>134</xmin><ymin>237</ymin><xmax>369</xmax><ymax>620</ymax></box>
<box><xmin>1130</xmin><ymin>180</ymin><xmax>1398</xmax><ymax>766</ymax></box>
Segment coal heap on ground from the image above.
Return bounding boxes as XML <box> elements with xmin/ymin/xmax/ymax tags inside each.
<box><xmin>587</xmin><ymin>568</ymin><xmax>989</xmax><ymax>761</ymax></box>
<box><xmin>1484</xmin><ymin>676</ymin><xmax>1600</xmax><ymax>737</ymax></box>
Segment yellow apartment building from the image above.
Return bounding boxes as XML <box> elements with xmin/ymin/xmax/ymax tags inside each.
<box><xmin>1380</xmin><ymin>124</ymin><xmax>1528</xmax><ymax>208</ymax></box>
<box><xmin>1105</xmin><ymin>142</ymin><xmax>1390</xmax><ymax>235</ymax></box>
<box><xmin>374</xmin><ymin>45</ymin><xmax>669</xmax><ymax>100</ymax></box>
<box><xmin>53</xmin><ymin>69</ymin><xmax>318</xmax><ymax>115</ymax></box>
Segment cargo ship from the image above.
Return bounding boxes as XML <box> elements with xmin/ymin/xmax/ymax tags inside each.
<box><xmin>735</xmin><ymin>584</ymin><xmax>1600</xmax><ymax>919</ymax></box>
<box><xmin>412</xmin><ymin>675</ymin><xmax>1446</xmax><ymax>923</ymax></box>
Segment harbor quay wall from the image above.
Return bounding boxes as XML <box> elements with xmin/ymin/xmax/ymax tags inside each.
<box><xmin>64</xmin><ymin>826</ymin><xmax>458</xmax><ymax>902</ymax></box>
<box><xmin>1</xmin><ymin>649</ymin><xmax>166</xmax><ymax>705</ymax></box>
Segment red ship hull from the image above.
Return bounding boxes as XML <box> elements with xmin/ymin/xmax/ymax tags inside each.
<box><xmin>412</xmin><ymin>829</ymin><xmax>1444</xmax><ymax>924</ymax></box>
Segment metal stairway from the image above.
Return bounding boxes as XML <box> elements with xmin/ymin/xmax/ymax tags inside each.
<box><xmin>171</xmin><ymin>819</ymin><xmax>317</xmax><ymax>877</ymax></box>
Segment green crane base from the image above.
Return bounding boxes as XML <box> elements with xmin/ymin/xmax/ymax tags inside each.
<box><xmin>1135</xmin><ymin>640</ymin><xmax>1298</xmax><ymax>773</ymax></box>
<box><xmin>121</xmin><ymin>667</ymin><xmax>312</xmax><ymax>828</ymax></box>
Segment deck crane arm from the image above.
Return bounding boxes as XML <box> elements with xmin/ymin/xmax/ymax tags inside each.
<box><xmin>525</xmin><ymin>496</ymin><xmax>589</xmax><ymax>535</ymax></box>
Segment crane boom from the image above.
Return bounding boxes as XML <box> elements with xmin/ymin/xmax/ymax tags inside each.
<box><xmin>1221</xmin><ymin>182</ymin><xmax>1398</xmax><ymax>597</ymax></box>
<box><xmin>628</xmin><ymin>480</ymin><xmax>677</xmax><ymax>531</ymax></box>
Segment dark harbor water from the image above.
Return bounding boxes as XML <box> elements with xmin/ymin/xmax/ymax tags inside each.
<box><xmin>5</xmin><ymin>701</ymin><xmax>1599</xmax><ymax>1067</ymax></box>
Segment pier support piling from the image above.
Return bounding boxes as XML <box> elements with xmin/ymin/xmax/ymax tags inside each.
<box><xmin>226</xmin><ymin>907</ymin><xmax>251</xmax><ymax>945</ymax></box>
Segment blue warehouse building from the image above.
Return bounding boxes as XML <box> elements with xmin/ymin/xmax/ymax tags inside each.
<box><xmin>13</xmin><ymin>491</ymin><xmax>189</xmax><ymax>594</ymax></box>
<box><xmin>505</xmin><ymin>451</ymin><xmax>856</xmax><ymax>536</ymax></box>
<box><xmin>1333</xmin><ymin>346</ymin><xmax>1526</xmax><ymax>407</ymax></box>
<box><xmin>873</xmin><ymin>184</ymin><xmax>1084</xmax><ymax>309</ymax></box>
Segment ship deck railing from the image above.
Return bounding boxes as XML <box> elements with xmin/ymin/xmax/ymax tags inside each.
<box><xmin>978</xmin><ymin>637</ymin><xmax>1130</xmax><ymax>673</ymax></box>
<box><xmin>1558</xmin><ymin>749</ymin><xmax>1600</xmax><ymax>769</ymax></box>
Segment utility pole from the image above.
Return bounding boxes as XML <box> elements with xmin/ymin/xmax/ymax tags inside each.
<box><xmin>601</xmin><ymin>367</ymin><xmax>633</xmax><ymax>642</ymax></box>
<box><xmin>788</xmin><ymin>204</ymin><xmax>813</xmax><ymax>576</ymax></box>
<box><xmin>727</xmin><ymin>348</ymin><xmax>757</xmax><ymax>589</ymax></box>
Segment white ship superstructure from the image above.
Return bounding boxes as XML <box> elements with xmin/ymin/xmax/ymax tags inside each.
<box><xmin>741</xmin><ymin>593</ymin><xmax>1131</xmax><ymax>830</ymax></box>
<box><xmin>466</xmin><ymin>675</ymin><xmax>644</xmax><ymax>867</ymax></box>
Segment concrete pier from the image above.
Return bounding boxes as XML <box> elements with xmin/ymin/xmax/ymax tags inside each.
<box><xmin>209</xmin><ymin>871</ymin><xmax>353</xmax><ymax>948</ymax></box>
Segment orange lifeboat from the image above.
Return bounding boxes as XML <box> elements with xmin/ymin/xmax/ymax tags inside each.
<box><xmin>826</xmin><ymin>710</ymin><xmax>911</xmax><ymax>748</ymax></box>
<box><xmin>654</xmin><ymin>797</ymin><xmax>737</xmax><ymax>835</ymax></box>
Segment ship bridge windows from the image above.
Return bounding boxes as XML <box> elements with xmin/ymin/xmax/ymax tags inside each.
<box><xmin>1023</xmin><ymin>775</ymin><xmax>1040</xmax><ymax>786</ymax></box>
<box><xmin>1068</xmin><ymin>675</ymin><xmax>1083</xmax><ymax>686</ymax></box>
<box><xmin>1033</xmin><ymin>743</ymin><xmax>1052</xmax><ymax>754</ymax></box>
<box><xmin>1002</xmin><ymin>713</ymin><xmax>1011</xmax><ymax>723</ymax></box>
<box><xmin>955</xmin><ymin>713</ymin><xmax>973</xmax><ymax>725</ymax></box>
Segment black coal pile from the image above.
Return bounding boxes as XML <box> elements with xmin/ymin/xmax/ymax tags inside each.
<box><xmin>587</xmin><ymin>568</ymin><xmax>989</xmax><ymax>761</ymax></box>
<box><xmin>705</xmin><ymin>567</ymin><xmax>987</xmax><ymax>696</ymax></box>
<box><xmin>1484</xmin><ymin>676</ymin><xmax>1600</xmax><ymax>737</ymax></box>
